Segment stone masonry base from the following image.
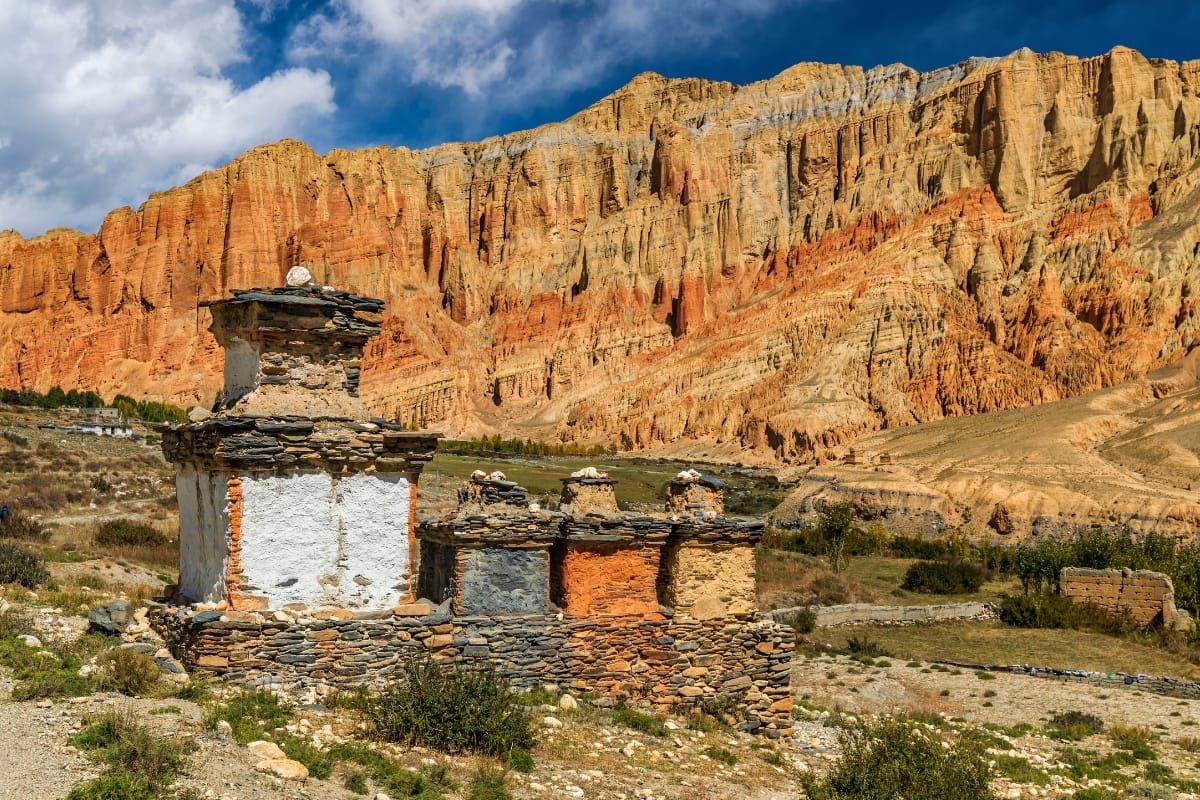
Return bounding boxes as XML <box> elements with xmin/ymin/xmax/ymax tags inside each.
<box><xmin>151</xmin><ymin>608</ymin><xmax>795</xmax><ymax>737</ymax></box>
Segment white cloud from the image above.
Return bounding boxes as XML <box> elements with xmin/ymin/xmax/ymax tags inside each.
<box><xmin>0</xmin><ymin>0</ymin><xmax>335</xmax><ymax>236</ymax></box>
<box><xmin>292</xmin><ymin>0</ymin><xmax>799</xmax><ymax>101</ymax></box>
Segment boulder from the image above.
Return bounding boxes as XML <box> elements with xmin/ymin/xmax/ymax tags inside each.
<box><xmin>255</xmin><ymin>758</ymin><xmax>309</xmax><ymax>780</ymax></box>
<box><xmin>87</xmin><ymin>599</ymin><xmax>132</xmax><ymax>635</ymax></box>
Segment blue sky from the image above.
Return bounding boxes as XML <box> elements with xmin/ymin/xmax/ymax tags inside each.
<box><xmin>1</xmin><ymin>0</ymin><xmax>1198</xmax><ymax>236</ymax></box>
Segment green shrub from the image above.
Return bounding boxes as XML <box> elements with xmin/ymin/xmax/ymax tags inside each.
<box><xmin>998</xmin><ymin>592</ymin><xmax>1133</xmax><ymax>634</ymax></box>
<box><xmin>324</xmin><ymin>741</ymin><xmax>442</xmax><ymax>798</ymax></box>
<box><xmin>94</xmin><ymin>519</ymin><xmax>167</xmax><ymax>548</ymax></box>
<box><xmin>466</xmin><ymin>767</ymin><xmax>511</xmax><ymax>800</ymax></box>
<box><xmin>704</xmin><ymin>745</ymin><xmax>738</xmax><ymax>765</ymax></box>
<box><xmin>887</xmin><ymin>535</ymin><xmax>958</xmax><ymax>560</ymax></box>
<box><xmin>611</xmin><ymin>706</ymin><xmax>669</xmax><ymax>737</ymax></box>
<box><xmin>801</xmin><ymin>716</ymin><xmax>995</xmax><ymax>800</ymax></box>
<box><xmin>0</xmin><ymin>541</ymin><xmax>49</xmax><ymax>587</ymax></box>
<box><xmin>203</xmin><ymin>689</ymin><xmax>292</xmax><ymax>744</ymax></box>
<box><xmin>344</xmin><ymin>769</ymin><xmax>369</xmax><ymax>794</ymax></box>
<box><xmin>846</xmin><ymin>635</ymin><xmax>889</xmax><ymax>658</ymax></box>
<box><xmin>779</xmin><ymin>606</ymin><xmax>816</xmax><ymax>635</ymax></box>
<box><xmin>901</xmin><ymin>560</ymin><xmax>985</xmax><ymax>594</ymax></box>
<box><xmin>67</xmin><ymin>710</ymin><xmax>191</xmax><ymax>799</ymax></box>
<box><xmin>504</xmin><ymin>747</ymin><xmax>534</xmax><ymax>773</ymax></box>
<box><xmin>172</xmin><ymin>675</ymin><xmax>213</xmax><ymax>703</ymax></box>
<box><xmin>65</xmin><ymin>771</ymin><xmax>154</xmax><ymax>800</ymax></box>
<box><xmin>0</xmin><ymin>637</ymin><xmax>94</xmax><ymax>699</ymax></box>
<box><xmin>1111</xmin><ymin>724</ymin><xmax>1158</xmax><ymax>759</ymax></box>
<box><xmin>98</xmin><ymin>648</ymin><xmax>160</xmax><ymax>696</ymax></box>
<box><xmin>1046</xmin><ymin>710</ymin><xmax>1104</xmax><ymax>741</ymax></box>
<box><xmin>2</xmin><ymin>430</ymin><xmax>29</xmax><ymax>447</ymax></box>
<box><xmin>367</xmin><ymin>657</ymin><xmax>534</xmax><ymax>758</ymax></box>
<box><xmin>0</xmin><ymin>511</ymin><xmax>49</xmax><ymax>541</ymax></box>
<box><xmin>278</xmin><ymin>734</ymin><xmax>335</xmax><ymax>779</ymax></box>
<box><xmin>0</xmin><ymin>606</ymin><xmax>34</xmax><ymax>638</ymax></box>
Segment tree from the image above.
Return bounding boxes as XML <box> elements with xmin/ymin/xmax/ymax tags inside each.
<box><xmin>817</xmin><ymin>503</ymin><xmax>858</xmax><ymax>575</ymax></box>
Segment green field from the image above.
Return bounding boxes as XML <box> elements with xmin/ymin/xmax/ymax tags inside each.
<box><xmin>426</xmin><ymin>452</ymin><xmax>784</xmax><ymax>514</ymax></box>
<box><xmin>811</xmin><ymin>621</ymin><xmax>1200</xmax><ymax>678</ymax></box>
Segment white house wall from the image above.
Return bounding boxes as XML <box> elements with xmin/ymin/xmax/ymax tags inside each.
<box><xmin>176</xmin><ymin>465</ymin><xmax>229</xmax><ymax>603</ymax></box>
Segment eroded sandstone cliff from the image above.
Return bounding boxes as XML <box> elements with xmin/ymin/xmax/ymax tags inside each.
<box><xmin>3</xmin><ymin>47</ymin><xmax>1200</xmax><ymax>461</ymax></box>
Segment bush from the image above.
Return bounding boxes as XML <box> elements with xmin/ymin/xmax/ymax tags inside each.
<box><xmin>887</xmin><ymin>535</ymin><xmax>958</xmax><ymax>561</ymax></box>
<box><xmin>901</xmin><ymin>560</ymin><xmax>986</xmax><ymax>594</ymax></box>
<box><xmin>98</xmin><ymin>648</ymin><xmax>160</xmax><ymax>696</ymax></box>
<box><xmin>998</xmin><ymin>592</ymin><xmax>1133</xmax><ymax>634</ymax></box>
<box><xmin>324</xmin><ymin>741</ymin><xmax>443</xmax><ymax>798</ymax></box>
<box><xmin>368</xmin><ymin>657</ymin><xmax>534</xmax><ymax>758</ymax></box>
<box><xmin>94</xmin><ymin>519</ymin><xmax>167</xmax><ymax>548</ymax></box>
<box><xmin>0</xmin><ymin>511</ymin><xmax>49</xmax><ymax>541</ymax></box>
<box><xmin>0</xmin><ymin>541</ymin><xmax>49</xmax><ymax>587</ymax></box>
<box><xmin>1110</xmin><ymin>724</ymin><xmax>1158</xmax><ymax>759</ymax></box>
<box><xmin>846</xmin><ymin>635</ymin><xmax>889</xmax><ymax>658</ymax></box>
<box><xmin>466</xmin><ymin>767</ymin><xmax>511</xmax><ymax>800</ymax></box>
<box><xmin>0</xmin><ymin>606</ymin><xmax>34</xmax><ymax>639</ymax></box>
<box><xmin>66</xmin><ymin>710</ymin><xmax>191</xmax><ymax>799</ymax></box>
<box><xmin>0</xmin><ymin>637</ymin><xmax>95</xmax><ymax>700</ymax></box>
<box><xmin>1046</xmin><ymin>710</ymin><xmax>1104</xmax><ymax>741</ymax></box>
<box><xmin>779</xmin><ymin>606</ymin><xmax>816</xmax><ymax>635</ymax></box>
<box><xmin>704</xmin><ymin>745</ymin><xmax>738</xmax><ymax>765</ymax></box>
<box><xmin>801</xmin><ymin>716</ymin><xmax>995</xmax><ymax>800</ymax></box>
<box><xmin>612</xmin><ymin>705</ymin><xmax>669</xmax><ymax>737</ymax></box>
<box><xmin>203</xmin><ymin>689</ymin><xmax>292</xmax><ymax>744</ymax></box>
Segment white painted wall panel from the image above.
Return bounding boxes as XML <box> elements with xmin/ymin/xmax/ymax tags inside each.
<box><xmin>337</xmin><ymin>472</ymin><xmax>411</xmax><ymax>608</ymax></box>
<box><xmin>176</xmin><ymin>465</ymin><xmax>229</xmax><ymax>603</ymax></box>
<box><xmin>240</xmin><ymin>471</ymin><xmax>340</xmax><ymax>607</ymax></box>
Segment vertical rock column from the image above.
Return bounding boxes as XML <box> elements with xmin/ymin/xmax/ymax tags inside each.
<box><xmin>162</xmin><ymin>279</ymin><xmax>440</xmax><ymax>612</ymax></box>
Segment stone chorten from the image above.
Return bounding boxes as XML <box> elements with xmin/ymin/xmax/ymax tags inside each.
<box><xmin>417</xmin><ymin>471</ymin><xmax>558</xmax><ymax>617</ymax></box>
<box><xmin>661</xmin><ymin>469</ymin><xmax>762</xmax><ymax>619</ymax></box>
<box><xmin>162</xmin><ymin>276</ymin><xmax>439</xmax><ymax>612</ymax></box>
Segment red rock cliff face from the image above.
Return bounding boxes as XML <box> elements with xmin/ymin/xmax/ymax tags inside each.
<box><xmin>4</xmin><ymin>47</ymin><xmax>1200</xmax><ymax>461</ymax></box>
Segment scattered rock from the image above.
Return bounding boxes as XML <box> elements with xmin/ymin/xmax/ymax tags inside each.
<box><xmin>86</xmin><ymin>600</ymin><xmax>131</xmax><ymax>635</ymax></box>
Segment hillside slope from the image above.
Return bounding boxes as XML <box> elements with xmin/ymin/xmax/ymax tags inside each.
<box><xmin>3</xmin><ymin>47</ymin><xmax>1200</xmax><ymax>461</ymax></box>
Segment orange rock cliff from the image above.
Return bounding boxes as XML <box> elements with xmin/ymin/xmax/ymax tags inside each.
<box><xmin>3</xmin><ymin>46</ymin><xmax>1200</xmax><ymax>462</ymax></box>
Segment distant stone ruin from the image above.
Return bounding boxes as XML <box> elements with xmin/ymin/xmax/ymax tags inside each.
<box><xmin>151</xmin><ymin>282</ymin><xmax>793</xmax><ymax>736</ymax></box>
<box><xmin>1060</xmin><ymin>567</ymin><xmax>1193</xmax><ymax>631</ymax></box>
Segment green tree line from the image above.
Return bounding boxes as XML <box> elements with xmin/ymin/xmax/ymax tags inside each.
<box><xmin>0</xmin><ymin>386</ymin><xmax>187</xmax><ymax>423</ymax></box>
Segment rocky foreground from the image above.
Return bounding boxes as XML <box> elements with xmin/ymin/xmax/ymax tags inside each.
<box><xmin>3</xmin><ymin>47</ymin><xmax>1200</xmax><ymax>465</ymax></box>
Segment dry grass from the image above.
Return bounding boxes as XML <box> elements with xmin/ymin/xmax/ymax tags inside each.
<box><xmin>756</xmin><ymin>552</ymin><xmax>1017</xmax><ymax>610</ymax></box>
<box><xmin>810</xmin><ymin>621</ymin><xmax>1200</xmax><ymax>679</ymax></box>
<box><xmin>755</xmin><ymin>549</ymin><xmax>874</xmax><ymax>609</ymax></box>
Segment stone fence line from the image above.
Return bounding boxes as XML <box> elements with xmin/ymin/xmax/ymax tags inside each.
<box><xmin>765</xmin><ymin>601</ymin><xmax>995</xmax><ymax>627</ymax></box>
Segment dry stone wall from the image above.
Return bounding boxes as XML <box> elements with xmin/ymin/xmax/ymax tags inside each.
<box><xmin>1060</xmin><ymin>567</ymin><xmax>1192</xmax><ymax>629</ymax></box>
<box><xmin>151</xmin><ymin>606</ymin><xmax>796</xmax><ymax>737</ymax></box>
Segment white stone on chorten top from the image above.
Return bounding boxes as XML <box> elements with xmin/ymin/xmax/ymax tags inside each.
<box><xmin>285</xmin><ymin>265</ymin><xmax>314</xmax><ymax>286</ymax></box>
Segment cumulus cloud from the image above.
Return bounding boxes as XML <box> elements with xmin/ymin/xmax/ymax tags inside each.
<box><xmin>292</xmin><ymin>0</ymin><xmax>799</xmax><ymax>100</ymax></box>
<box><xmin>0</xmin><ymin>0</ymin><xmax>335</xmax><ymax>236</ymax></box>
